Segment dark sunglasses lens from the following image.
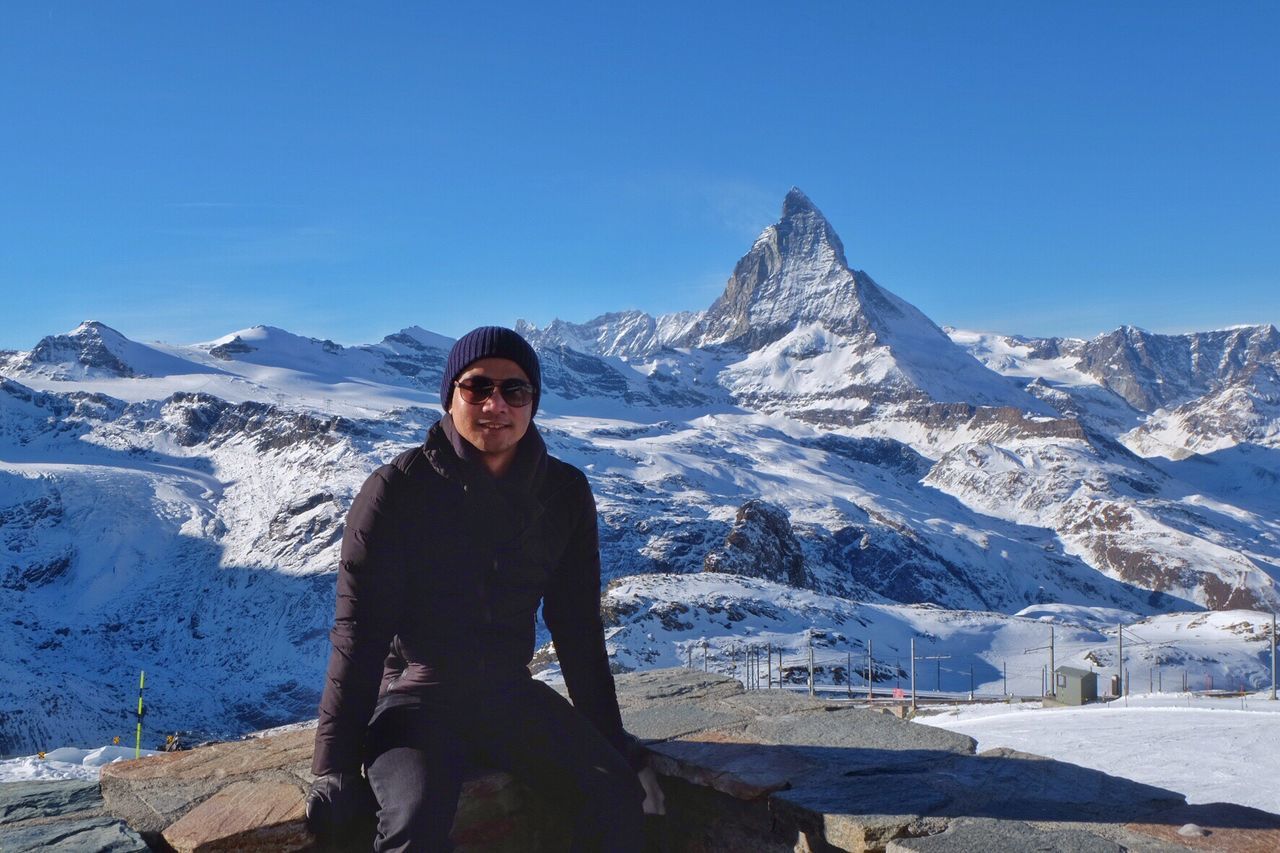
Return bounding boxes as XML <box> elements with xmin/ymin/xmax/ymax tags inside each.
<box><xmin>456</xmin><ymin>379</ymin><xmax>496</xmax><ymax>403</ymax></box>
<box><xmin>499</xmin><ymin>380</ymin><xmax>534</xmax><ymax>406</ymax></box>
<box><xmin>456</xmin><ymin>379</ymin><xmax>534</xmax><ymax>406</ymax></box>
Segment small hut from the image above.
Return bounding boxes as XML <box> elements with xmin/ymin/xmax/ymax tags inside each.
<box><xmin>1053</xmin><ymin>666</ymin><xmax>1098</xmax><ymax>706</ymax></box>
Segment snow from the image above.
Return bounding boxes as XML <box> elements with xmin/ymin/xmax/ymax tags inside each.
<box><xmin>0</xmin><ymin>745</ymin><xmax>158</xmax><ymax>783</ymax></box>
<box><xmin>915</xmin><ymin>692</ymin><xmax>1280</xmax><ymax>814</ymax></box>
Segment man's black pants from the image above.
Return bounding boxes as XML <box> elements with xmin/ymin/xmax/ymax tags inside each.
<box><xmin>364</xmin><ymin>678</ymin><xmax>645</xmax><ymax>852</ymax></box>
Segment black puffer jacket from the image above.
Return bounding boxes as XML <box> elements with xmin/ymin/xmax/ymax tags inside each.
<box><xmin>311</xmin><ymin>417</ymin><xmax>631</xmax><ymax>776</ymax></box>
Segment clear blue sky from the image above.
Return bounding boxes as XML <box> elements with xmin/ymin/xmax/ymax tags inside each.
<box><xmin>2</xmin><ymin>2</ymin><xmax>1276</xmax><ymax>350</ymax></box>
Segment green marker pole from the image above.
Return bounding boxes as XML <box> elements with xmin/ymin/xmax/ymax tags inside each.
<box><xmin>134</xmin><ymin>671</ymin><xmax>146</xmax><ymax>759</ymax></box>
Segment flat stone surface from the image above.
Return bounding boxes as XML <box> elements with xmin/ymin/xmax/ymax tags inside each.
<box><xmin>0</xmin><ymin>779</ymin><xmax>102</xmax><ymax>822</ymax></box>
<box><xmin>719</xmin><ymin>689</ymin><xmax>836</xmax><ymax>717</ymax></box>
<box><xmin>100</xmin><ymin>727</ymin><xmax>315</xmax><ymax>833</ymax></box>
<box><xmin>885</xmin><ymin>817</ymin><xmax>1123</xmax><ymax>852</ymax></box>
<box><xmin>773</xmin><ymin>773</ymin><xmax>952</xmax><ymax>851</ymax></box>
<box><xmin>1125</xmin><ymin>801</ymin><xmax>1280</xmax><ymax>852</ymax></box>
<box><xmin>614</xmin><ymin>669</ymin><xmax>749</xmax><ymax>706</ymax></box>
<box><xmin>647</xmin><ymin>732</ymin><xmax>812</xmax><ymax>799</ymax></box>
<box><xmin>102</xmin><ymin>727</ymin><xmax>314</xmax><ymax>782</ymax></box>
<box><xmin>0</xmin><ymin>815</ymin><xmax>149</xmax><ymax>852</ymax></box>
<box><xmin>620</xmin><ymin>703</ymin><xmax>746</xmax><ymax>742</ymax></box>
<box><xmin>745</xmin><ymin>706</ymin><xmax>975</xmax><ymax>758</ymax></box>
<box><xmin>930</xmin><ymin>748</ymin><xmax>1186</xmax><ymax>824</ymax></box>
<box><xmin>162</xmin><ymin>779</ymin><xmax>308</xmax><ymax>852</ymax></box>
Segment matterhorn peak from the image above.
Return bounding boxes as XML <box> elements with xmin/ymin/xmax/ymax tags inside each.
<box><xmin>674</xmin><ymin>189</ymin><xmax>1047</xmax><ymax>410</ymax></box>
<box><xmin>676</xmin><ymin>188</ymin><xmax>875</xmax><ymax>350</ymax></box>
<box><xmin>780</xmin><ymin>186</ymin><xmax>817</xmax><ymax>217</ymax></box>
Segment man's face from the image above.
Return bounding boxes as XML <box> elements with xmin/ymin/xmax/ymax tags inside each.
<box><xmin>449</xmin><ymin>357</ymin><xmax>534</xmax><ymax>473</ymax></box>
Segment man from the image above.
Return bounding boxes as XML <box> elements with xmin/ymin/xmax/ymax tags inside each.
<box><xmin>306</xmin><ymin>326</ymin><xmax>662</xmax><ymax>852</ymax></box>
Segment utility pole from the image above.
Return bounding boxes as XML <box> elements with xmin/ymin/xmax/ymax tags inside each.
<box><xmin>1024</xmin><ymin>629</ymin><xmax>1056</xmax><ymax>698</ymax></box>
<box><xmin>847</xmin><ymin>651</ymin><xmax>852</xmax><ymax>699</ymax></box>
<box><xmin>1271</xmin><ymin>612</ymin><xmax>1277</xmax><ymax>701</ymax></box>
<box><xmin>910</xmin><ymin>638</ymin><xmax>916</xmax><ymax>711</ymax></box>
<box><xmin>766</xmin><ymin>643</ymin><xmax>772</xmax><ymax>689</ymax></box>
<box><xmin>808</xmin><ymin>638</ymin><xmax>815</xmax><ymax>697</ymax></box>
<box><xmin>915</xmin><ymin>641</ymin><xmax>951</xmax><ymax>705</ymax></box>
<box><xmin>1003</xmin><ymin>660</ymin><xmax>1007</xmax><ymax>697</ymax></box>
<box><xmin>1049</xmin><ymin>626</ymin><xmax>1055</xmax><ymax>696</ymax></box>
<box><xmin>867</xmin><ymin>638</ymin><xmax>874</xmax><ymax>701</ymax></box>
<box><xmin>1117</xmin><ymin>623</ymin><xmax>1124</xmax><ymax>697</ymax></box>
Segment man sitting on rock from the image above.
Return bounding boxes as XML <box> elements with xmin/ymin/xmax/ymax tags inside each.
<box><xmin>306</xmin><ymin>326</ymin><xmax>663</xmax><ymax>851</ymax></box>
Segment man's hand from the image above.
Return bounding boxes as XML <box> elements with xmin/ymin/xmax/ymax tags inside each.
<box><xmin>638</xmin><ymin>765</ymin><xmax>665</xmax><ymax>815</ymax></box>
<box><xmin>305</xmin><ymin>771</ymin><xmax>377</xmax><ymax>848</ymax></box>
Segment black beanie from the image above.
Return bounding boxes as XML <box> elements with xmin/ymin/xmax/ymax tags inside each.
<box><xmin>440</xmin><ymin>326</ymin><xmax>541</xmax><ymax>416</ymax></box>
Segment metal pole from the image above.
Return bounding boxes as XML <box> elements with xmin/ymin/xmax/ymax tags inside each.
<box><xmin>703</xmin><ymin>642</ymin><xmax>707</xmax><ymax>672</ymax></box>
<box><xmin>868</xmin><ymin>639</ymin><xmax>874</xmax><ymax>701</ymax></box>
<box><xmin>1049</xmin><ymin>626</ymin><xmax>1055</xmax><ymax>697</ymax></box>
<box><xmin>808</xmin><ymin>638</ymin><xmax>815</xmax><ymax>697</ymax></box>
<box><xmin>1003</xmin><ymin>660</ymin><xmax>1007</xmax><ymax>697</ymax></box>
<box><xmin>969</xmin><ymin>666</ymin><xmax>974</xmax><ymax>701</ymax></box>
<box><xmin>937</xmin><ymin>660</ymin><xmax>941</xmax><ymax>692</ymax></box>
<box><xmin>134</xmin><ymin>670</ymin><xmax>146</xmax><ymax>759</ymax></box>
<box><xmin>1118</xmin><ymin>624</ymin><xmax>1123</xmax><ymax>697</ymax></box>
<box><xmin>910</xmin><ymin>638</ymin><xmax>917</xmax><ymax>712</ymax></box>
<box><xmin>847</xmin><ymin>651</ymin><xmax>852</xmax><ymax>698</ymax></box>
<box><xmin>1271</xmin><ymin>612</ymin><xmax>1277</xmax><ymax>701</ymax></box>
<box><xmin>766</xmin><ymin>643</ymin><xmax>772</xmax><ymax>688</ymax></box>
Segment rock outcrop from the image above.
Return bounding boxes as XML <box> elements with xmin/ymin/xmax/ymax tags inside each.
<box><xmin>67</xmin><ymin>669</ymin><xmax>1280</xmax><ymax>852</ymax></box>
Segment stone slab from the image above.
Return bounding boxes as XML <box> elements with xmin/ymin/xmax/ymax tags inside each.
<box><xmin>1125</xmin><ymin>801</ymin><xmax>1280</xmax><ymax>853</ymax></box>
<box><xmin>929</xmin><ymin>747</ymin><xmax>1186</xmax><ymax>824</ymax></box>
<box><xmin>613</xmin><ymin>669</ymin><xmax>749</xmax><ymax>706</ymax></box>
<box><xmin>100</xmin><ymin>726</ymin><xmax>315</xmax><ymax>833</ymax></box>
<box><xmin>620</xmin><ymin>703</ymin><xmax>746</xmax><ymax>742</ymax></box>
<box><xmin>771</xmin><ymin>772</ymin><xmax>952</xmax><ymax>851</ymax></box>
<box><xmin>0</xmin><ymin>779</ymin><xmax>102</xmax><ymax>823</ymax></box>
<box><xmin>162</xmin><ymin>779</ymin><xmax>308</xmax><ymax>852</ymax></box>
<box><xmin>885</xmin><ymin>817</ymin><xmax>1124</xmax><ymax>852</ymax></box>
<box><xmin>745</xmin><ymin>706</ymin><xmax>975</xmax><ymax>758</ymax></box>
<box><xmin>0</xmin><ymin>815</ymin><xmax>149</xmax><ymax>852</ymax></box>
<box><xmin>647</xmin><ymin>731</ymin><xmax>813</xmax><ymax>799</ymax></box>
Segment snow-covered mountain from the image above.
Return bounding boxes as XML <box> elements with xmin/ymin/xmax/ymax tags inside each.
<box><xmin>3</xmin><ymin>189</ymin><xmax>1277</xmax><ymax>757</ymax></box>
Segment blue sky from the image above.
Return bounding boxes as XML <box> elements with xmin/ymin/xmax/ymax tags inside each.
<box><xmin>1</xmin><ymin>2</ymin><xmax>1276</xmax><ymax>350</ymax></box>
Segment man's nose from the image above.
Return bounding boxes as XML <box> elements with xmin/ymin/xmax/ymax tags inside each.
<box><xmin>482</xmin><ymin>392</ymin><xmax>510</xmax><ymax>413</ymax></box>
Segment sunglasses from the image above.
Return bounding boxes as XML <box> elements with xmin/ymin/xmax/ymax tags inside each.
<box><xmin>453</xmin><ymin>377</ymin><xmax>537</xmax><ymax>407</ymax></box>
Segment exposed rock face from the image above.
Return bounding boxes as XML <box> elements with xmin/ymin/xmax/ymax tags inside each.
<box><xmin>1077</xmin><ymin>324</ymin><xmax>1280</xmax><ymax>413</ymax></box>
<box><xmin>680</xmin><ymin>188</ymin><xmax>866</xmax><ymax>350</ymax></box>
<box><xmin>78</xmin><ymin>669</ymin><xmax>1280</xmax><ymax>852</ymax></box>
<box><xmin>0</xmin><ymin>779</ymin><xmax>148</xmax><ymax>852</ymax></box>
<box><xmin>22</xmin><ymin>322</ymin><xmax>138</xmax><ymax>378</ymax></box>
<box><xmin>517</xmin><ymin>310</ymin><xmax>702</xmax><ymax>361</ymax></box>
<box><xmin>705</xmin><ymin>500</ymin><xmax>809</xmax><ymax>588</ymax></box>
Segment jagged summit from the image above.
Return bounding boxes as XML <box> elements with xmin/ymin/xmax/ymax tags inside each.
<box><xmin>777</xmin><ymin>187</ymin><xmax>848</xmax><ymax>267</ymax></box>
<box><xmin>672</xmin><ymin>189</ymin><xmax>1043</xmax><ymax>409</ymax></box>
<box><xmin>677</xmin><ymin>187</ymin><xmax>859</xmax><ymax>351</ymax></box>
